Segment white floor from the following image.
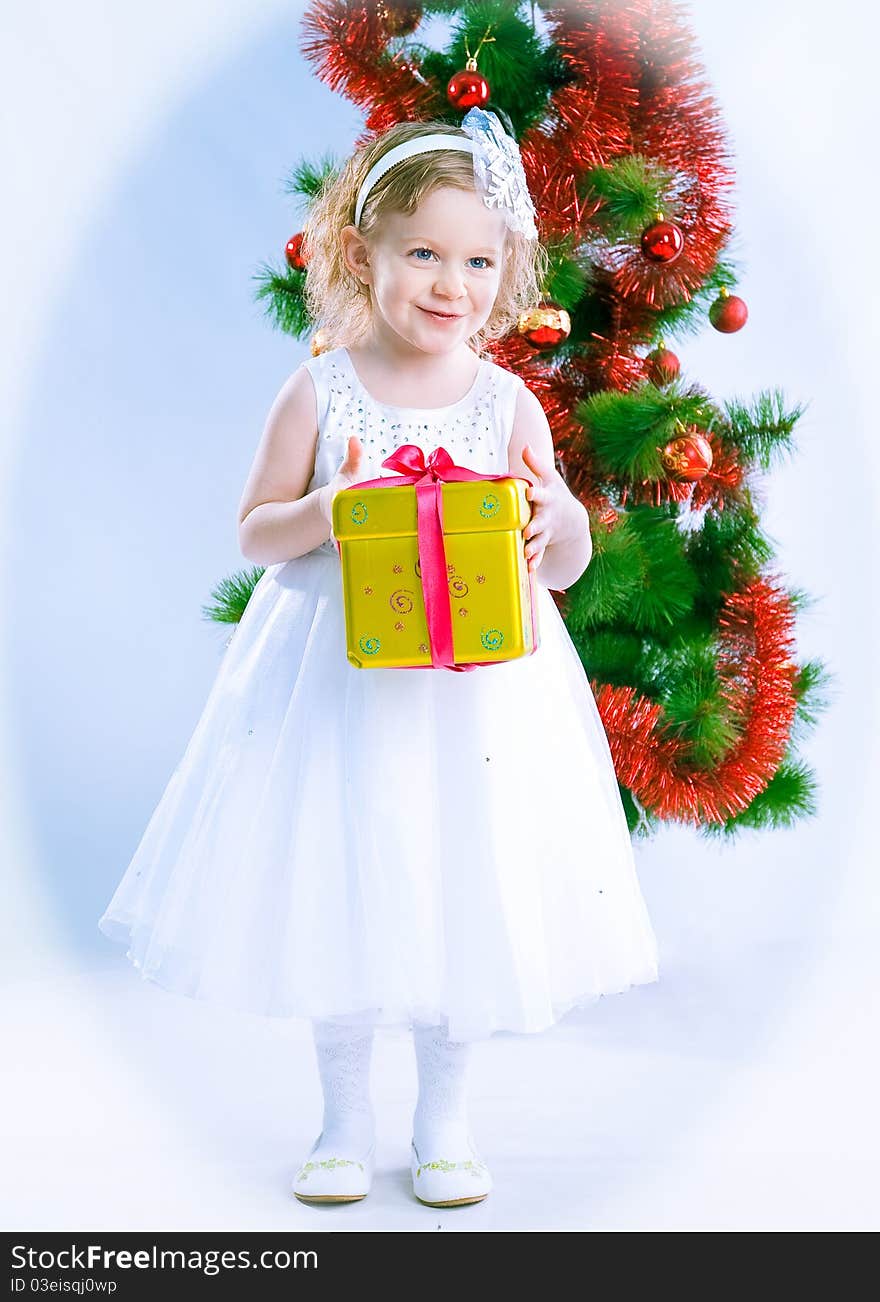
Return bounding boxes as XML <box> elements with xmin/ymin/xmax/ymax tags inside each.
<box><xmin>3</xmin><ymin>933</ymin><xmax>878</xmax><ymax>1232</ymax></box>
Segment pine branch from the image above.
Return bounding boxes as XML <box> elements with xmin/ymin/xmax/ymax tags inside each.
<box><xmin>577</xmin><ymin>627</ymin><xmax>646</xmax><ymax>688</ymax></box>
<box><xmin>252</xmin><ymin>261</ymin><xmax>312</xmax><ymax>338</ymax></box>
<box><xmin>789</xmin><ymin>657</ymin><xmax>835</xmax><ymax>742</ymax></box>
<box><xmin>585</xmin><ymin>155</ymin><xmax>679</xmax><ymax>241</ymax></box>
<box><xmin>650</xmin><ymin>257</ymin><xmax>741</xmax><ymax>339</ymax></box>
<box><xmin>283</xmin><ymin>153</ymin><xmax>339</xmax><ymax>205</ymax></box>
<box><xmin>444</xmin><ymin>0</ymin><xmax>550</xmax><ymax>134</ymax></box>
<box><xmin>721</xmin><ymin>389</ymin><xmax>807</xmax><ymax>470</ymax></box>
<box><xmin>685</xmin><ymin>502</ymin><xmax>774</xmax><ymax>605</ymax></box>
<box><xmin>650</xmin><ymin>636</ymin><xmax>739</xmax><ymax>767</ymax></box>
<box><xmin>783</xmin><ymin>583</ymin><xmax>818</xmax><ymax>615</ymax></box>
<box><xmin>617</xmin><ymin>508</ymin><xmax>699</xmax><ymax>635</ymax></box>
<box><xmin>563</xmin><ymin>515</ymin><xmax>647</xmax><ymax>634</ymax></box>
<box><xmin>618</xmin><ymin>782</ymin><xmax>662</xmax><ymax>839</ymax></box>
<box><xmin>577</xmin><ymin>383</ymin><xmax>716</xmax><ymax>480</ymax></box>
<box><xmin>202</xmin><ymin>566</ymin><xmax>265</xmax><ymax>625</ymax></box>
<box><xmin>422</xmin><ymin>0</ymin><xmax>477</xmax><ymax>12</ymax></box>
<box><xmin>699</xmin><ymin>757</ymin><xmax>819</xmax><ymax>839</ymax></box>
<box><xmin>543</xmin><ymin>237</ymin><xmax>589</xmax><ymax>310</ymax></box>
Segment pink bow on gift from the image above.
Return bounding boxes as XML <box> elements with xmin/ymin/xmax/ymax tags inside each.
<box><xmin>340</xmin><ymin>444</ymin><xmax>534</xmax><ymax>673</ymax></box>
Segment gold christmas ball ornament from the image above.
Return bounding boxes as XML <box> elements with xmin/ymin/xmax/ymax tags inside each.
<box><xmin>517</xmin><ymin>302</ymin><xmax>571</xmax><ymax>350</ymax></box>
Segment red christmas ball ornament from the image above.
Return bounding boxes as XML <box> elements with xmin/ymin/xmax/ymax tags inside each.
<box><xmin>376</xmin><ymin>0</ymin><xmax>422</xmax><ymax>35</ymax></box>
<box><xmin>517</xmin><ymin>302</ymin><xmax>571</xmax><ymax>351</ymax></box>
<box><xmin>285</xmin><ymin>232</ymin><xmax>307</xmax><ymax>270</ymax></box>
<box><xmin>447</xmin><ymin>58</ymin><xmax>490</xmax><ymax>110</ymax></box>
<box><xmin>709</xmin><ymin>286</ymin><xmax>748</xmax><ymax>333</ymax></box>
<box><xmin>660</xmin><ymin>426</ymin><xmax>713</xmax><ymax>482</ymax></box>
<box><xmin>645</xmin><ymin>345</ymin><xmax>680</xmax><ymax>385</ymax></box>
<box><xmin>640</xmin><ymin>217</ymin><xmax>684</xmax><ymax>264</ymax></box>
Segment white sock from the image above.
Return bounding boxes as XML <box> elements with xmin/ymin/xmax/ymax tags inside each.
<box><xmin>309</xmin><ymin>1018</ymin><xmax>376</xmax><ymax>1157</ymax></box>
<box><xmin>411</xmin><ymin>1019</ymin><xmax>474</xmax><ymax>1159</ymax></box>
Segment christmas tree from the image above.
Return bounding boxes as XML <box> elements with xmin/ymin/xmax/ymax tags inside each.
<box><xmin>205</xmin><ymin>0</ymin><xmax>829</xmax><ymax>839</ymax></box>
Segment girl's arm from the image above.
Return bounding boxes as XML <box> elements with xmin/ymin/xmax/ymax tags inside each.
<box><xmin>507</xmin><ymin>385</ymin><xmax>593</xmax><ymax>592</ymax></box>
<box><xmin>238</xmin><ymin>368</ymin><xmax>334</xmax><ymax>565</ymax></box>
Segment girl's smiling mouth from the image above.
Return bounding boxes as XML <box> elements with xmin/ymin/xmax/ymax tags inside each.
<box><xmin>419</xmin><ymin>306</ymin><xmax>464</xmax><ymax>321</ymax></box>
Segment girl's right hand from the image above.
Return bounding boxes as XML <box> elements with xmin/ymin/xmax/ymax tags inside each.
<box><xmin>318</xmin><ymin>435</ymin><xmax>364</xmax><ymax>530</ymax></box>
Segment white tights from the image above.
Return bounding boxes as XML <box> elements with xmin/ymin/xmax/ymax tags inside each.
<box><xmin>310</xmin><ymin>1017</ymin><xmax>377</xmax><ymax>1155</ymax></box>
<box><xmin>411</xmin><ymin>1019</ymin><xmax>473</xmax><ymax>1155</ymax></box>
<box><xmin>308</xmin><ymin>1016</ymin><xmax>473</xmax><ymax>1159</ymax></box>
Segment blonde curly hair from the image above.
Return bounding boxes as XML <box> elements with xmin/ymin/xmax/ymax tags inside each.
<box><xmin>301</xmin><ymin>119</ymin><xmax>548</xmax><ymax>357</ymax></box>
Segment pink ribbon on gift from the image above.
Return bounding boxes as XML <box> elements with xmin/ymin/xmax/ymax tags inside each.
<box><xmin>337</xmin><ymin>443</ymin><xmax>538</xmax><ymax>673</ymax></box>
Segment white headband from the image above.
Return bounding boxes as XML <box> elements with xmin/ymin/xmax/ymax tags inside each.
<box><xmin>352</xmin><ymin>108</ymin><xmax>538</xmax><ymax>239</ymax></box>
<box><xmin>354</xmin><ymin>135</ymin><xmax>473</xmax><ymax>228</ymax></box>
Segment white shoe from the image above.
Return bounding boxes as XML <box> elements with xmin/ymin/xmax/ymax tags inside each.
<box><xmin>410</xmin><ymin>1134</ymin><xmax>493</xmax><ymax>1207</ymax></box>
<box><xmin>292</xmin><ymin>1132</ymin><xmax>376</xmax><ymax>1203</ymax></box>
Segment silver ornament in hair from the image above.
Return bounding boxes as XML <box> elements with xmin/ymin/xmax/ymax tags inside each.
<box><xmin>460</xmin><ymin>106</ymin><xmax>538</xmax><ymax>240</ymax></box>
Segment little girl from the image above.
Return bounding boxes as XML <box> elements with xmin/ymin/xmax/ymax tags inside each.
<box><xmin>98</xmin><ymin>108</ymin><xmax>659</xmax><ymax>1210</ymax></box>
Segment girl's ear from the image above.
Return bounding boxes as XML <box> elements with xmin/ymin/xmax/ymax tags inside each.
<box><xmin>340</xmin><ymin>225</ymin><xmax>372</xmax><ymax>286</ymax></box>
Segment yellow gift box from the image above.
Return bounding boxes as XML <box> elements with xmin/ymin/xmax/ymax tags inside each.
<box><xmin>331</xmin><ymin>444</ymin><xmax>540</xmax><ymax>671</ymax></box>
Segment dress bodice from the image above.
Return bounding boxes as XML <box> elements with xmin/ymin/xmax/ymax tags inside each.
<box><xmin>300</xmin><ymin>346</ymin><xmax>525</xmax><ymax>557</ymax></box>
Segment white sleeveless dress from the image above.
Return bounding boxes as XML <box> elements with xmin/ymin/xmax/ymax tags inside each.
<box><xmin>98</xmin><ymin>345</ymin><xmax>660</xmax><ymax>1042</ymax></box>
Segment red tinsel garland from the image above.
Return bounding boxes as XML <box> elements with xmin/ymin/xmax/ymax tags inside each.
<box><xmin>688</xmin><ymin>439</ymin><xmax>745</xmax><ymax>511</ymax></box>
<box><xmin>593</xmin><ymin>576</ymin><xmax>799</xmax><ymax>825</ymax></box>
<box><xmin>530</xmin><ymin>2</ymin><xmax>736</xmax><ymax>376</ymax></box>
<box><xmin>299</xmin><ymin>0</ymin><xmax>443</xmax><ymax>132</ymax></box>
<box><xmin>519</xmin><ymin>5</ymin><xmax>639</xmax><ymax>239</ymax></box>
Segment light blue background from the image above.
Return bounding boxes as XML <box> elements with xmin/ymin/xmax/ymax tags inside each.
<box><xmin>1</xmin><ymin>0</ymin><xmax>877</xmax><ymax>1230</ymax></box>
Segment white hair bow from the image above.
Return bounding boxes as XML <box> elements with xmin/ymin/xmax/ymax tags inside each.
<box><xmin>460</xmin><ymin>107</ymin><xmax>538</xmax><ymax>240</ymax></box>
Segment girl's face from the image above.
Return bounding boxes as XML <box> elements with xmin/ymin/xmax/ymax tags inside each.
<box><xmin>341</xmin><ymin>186</ymin><xmax>507</xmax><ymax>354</ymax></box>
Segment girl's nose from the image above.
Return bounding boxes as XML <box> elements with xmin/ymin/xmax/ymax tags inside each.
<box><xmin>433</xmin><ymin>265</ymin><xmax>466</xmax><ymax>298</ymax></box>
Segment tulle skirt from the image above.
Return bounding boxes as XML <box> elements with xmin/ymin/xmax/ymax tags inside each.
<box><xmin>98</xmin><ymin>543</ymin><xmax>659</xmax><ymax>1041</ymax></box>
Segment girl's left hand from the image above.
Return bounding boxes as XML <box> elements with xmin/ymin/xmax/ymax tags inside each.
<box><xmin>521</xmin><ymin>443</ymin><xmax>582</xmax><ymax>573</ymax></box>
